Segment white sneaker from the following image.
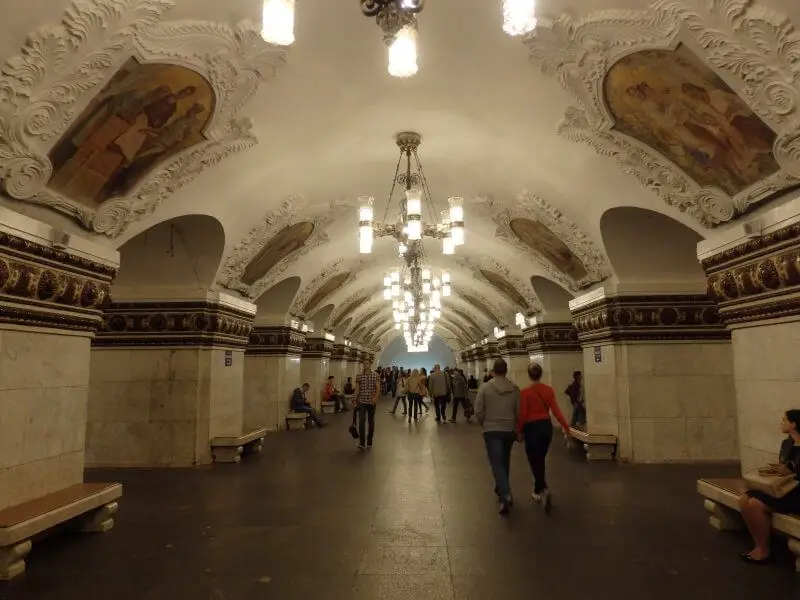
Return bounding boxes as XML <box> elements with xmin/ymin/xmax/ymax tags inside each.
<box><xmin>532</xmin><ymin>492</ymin><xmax>542</xmax><ymax>503</ymax></box>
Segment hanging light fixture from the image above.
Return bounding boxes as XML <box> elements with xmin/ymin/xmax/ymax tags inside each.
<box><xmin>502</xmin><ymin>0</ymin><xmax>538</xmax><ymax>36</ymax></box>
<box><xmin>358</xmin><ymin>196</ymin><xmax>374</xmax><ymax>254</ymax></box>
<box><xmin>362</xmin><ymin>0</ymin><xmax>425</xmax><ymax>78</ymax></box>
<box><xmin>388</xmin><ymin>24</ymin><xmax>419</xmax><ymax>78</ymax></box>
<box><xmin>261</xmin><ymin>0</ymin><xmax>295</xmax><ymax>45</ymax></box>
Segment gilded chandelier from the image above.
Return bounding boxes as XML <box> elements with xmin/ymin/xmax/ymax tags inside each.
<box><xmin>260</xmin><ymin>1</ymin><xmax>538</xmax><ymax>77</ymax></box>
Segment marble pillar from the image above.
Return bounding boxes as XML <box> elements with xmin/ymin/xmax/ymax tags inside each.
<box><xmin>243</xmin><ymin>326</ymin><xmax>305</xmax><ymax>431</ymax></box>
<box><xmin>87</xmin><ymin>293</ymin><xmax>255</xmax><ymax>467</ymax></box>
<box><xmin>0</xmin><ymin>209</ymin><xmax>119</xmax><ymax>510</ymax></box>
<box><xmin>570</xmin><ymin>290</ymin><xmax>737</xmax><ymax>463</ymax></box>
<box><xmin>699</xmin><ymin>205</ymin><xmax>800</xmax><ymax>474</ymax></box>
<box><xmin>301</xmin><ymin>337</ymin><xmax>332</xmax><ymax>410</ymax></box>
<box><xmin>346</xmin><ymin>347</ymin><xmax>359</xmax><ymax>382</ymax></box>
<box><xmin>524</xmin><ymin>320</ymin><xmax>583</xmax><ymax>422</ymax></box>
<box><xmin>484</xmin><ymin>341</ymin><xmax>498</xmax><ymax>374</ymax></box>
<box><xmin>497</xmin><ymin>335</ymin><xmax>529</xmax><ymax>390</ymax></box>
<box><xmin>331</xmin><ymin>344</ymin><xmax>349</xmax><ymax>389</ymax></box>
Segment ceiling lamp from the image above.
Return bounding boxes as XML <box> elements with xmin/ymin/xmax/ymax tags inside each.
<box><xmin>362</xmin><ymin>0</ymin><xmax>425</xmax><ymax>77</ymax></box>
<box><xmin>502</xmin><ymin>0</ymin><xmax>538</xmax><ymax>36</ymax></box>
<box><xmin>261</xmin><ymin>0</ymin><xmax>295</xmax><ymax>46</ymax></box>
<box><xmin>358</xmin><ymin>132</ymin><xmax>466</xmax><ymax>256</ymax></box>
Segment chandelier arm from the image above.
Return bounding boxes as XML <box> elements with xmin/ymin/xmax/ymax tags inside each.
<box><xmin>380</xmin><ymin>150</ymin><xmax>404</xmax><ymax>225</ymax></box>
<box><xmin>412</xmin><ymin>150</ymin><xmax>439</xmax><ymax>226</ymax></box>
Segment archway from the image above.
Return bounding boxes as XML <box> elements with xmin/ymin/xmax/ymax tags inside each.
<box><xmin>255</xmin><ymin>276</ymin><xmax>302</xmax><ymax>323</ymax></box>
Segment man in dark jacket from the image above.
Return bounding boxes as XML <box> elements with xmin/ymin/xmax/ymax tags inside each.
<box><xmin>290</xmin><ymin>383</ymin><xmax>325</xmax><ymax>427</ymax></box>
<box><xmin>449</xmin><ymin>368</ymin><xmax>469</xmax><ymax>422</ymax></box>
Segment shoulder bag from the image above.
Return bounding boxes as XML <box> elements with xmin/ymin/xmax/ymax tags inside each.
<box><xmin>743</xmin><ymin>463</ymin><xmax>799</xmax><ymax>499</ymax></box>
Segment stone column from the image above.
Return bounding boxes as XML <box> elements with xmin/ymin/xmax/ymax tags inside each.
<box><xmin>699</xmin><ymin>210</ymin><xmax>800</xmax><ymax>474</ymax></box>
<box><xmin>346</xmin><ymin>346</ymin><xmax>360</xmax><ymax>381</ymax></box>
<box><xmin>0</xmin><ymin>211</ymin><xmax>118</xmax><ymax>511</ymax></box>
<box><xmin>570</xmin><ymin>290</ymin><xmax>737</xmax><ymax>463</ymax></box>
<box><xmin>300</xmin><ymin>337</ymin><xmax>332</xmax><ymax>410</ymax></box>
<box><xmin>524</xmin><ymin>320</ymin><xmax>583</xmax><ymax>421</ymax></box>
<box><xmin>472</xmin><ymin>346</ymin><xmax>485</xmax><ymax>379</ymax></box>
<box><xmin>243</xmin><ymin>326</ymin><xmax>305</xmax><ymax>431</ymax></box>
<box><xmin>87</xmin><ymin>292</ymin><xmax>255</xmax><ymax>467</ymax></box>
<box><xmin>331</xmin><ymin>343</ymin><xmax>349</xmax><ymax>389</ymax></box>
<box><xmin>497</xmin><ymin>335</ymin><xmax>529</xmax><ymax>389</ymax></box>
<box><xmin>484</xmin><ymin>341</ymin><xmax>498</xmax><ymax>373</ymax></box>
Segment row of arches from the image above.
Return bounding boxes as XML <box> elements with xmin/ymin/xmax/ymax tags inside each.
<box><xmin>109</xmin><ymin>206</ymin><xmax>707</xmax><ymax>346</ymax></box>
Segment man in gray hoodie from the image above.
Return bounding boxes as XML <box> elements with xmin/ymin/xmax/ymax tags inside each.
<box><xmin>474</xmin><ymin>358</ymin><xmax>521</xmax><ymax>515</ymax></box>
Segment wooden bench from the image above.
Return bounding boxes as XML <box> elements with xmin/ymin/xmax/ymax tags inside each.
<box><xmin>0</xmin><ymin>482</ymin><xmax>122</xmax><ymax>580</ymax></box>
<box><xmin>698</xmin><ymin>478</ymin><xmax>800</xmax><ymax>571</ymax></box>
<box><xmin>565</xmin><ymin>426</ymin><xmax>617</xmax><ymax>461</ymax></box>
<box><xmin>320</xmin><ymin>400</ymin><xmax>337</xmax><ymax>414</ymax></box>
<box><xmin>210</xmin><ymin>428</ymin><xmax>268</xmax><ymax>463</ymax></box>
<box><xmin>286</xmin><ymin>411</ymin><xmax>308</xmax><ymax>430</ymax></box>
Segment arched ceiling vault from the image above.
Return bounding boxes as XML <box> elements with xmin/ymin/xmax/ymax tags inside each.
<box><xmin>346</xmin><ymin>304</ymin><xmax>479</xmax><ymax>345</ymax></box>
<box><xmin>3</xmin><ymin>0</ymin><xmax>799</xmax><ymax>316</ymax></box>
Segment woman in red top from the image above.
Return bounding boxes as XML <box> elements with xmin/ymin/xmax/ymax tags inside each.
<box><xmin>516</xmin><ymin>362</ymin><xmax>571</xmax><ymax>514</ymax></box>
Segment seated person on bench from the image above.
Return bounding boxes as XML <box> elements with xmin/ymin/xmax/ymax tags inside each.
<box><xmin>324</xmin><ymin>376</ymin><xmax>348</xmax><ymax>413</ymax></box>
<box><xmin>739</xmin><ymin>408</ymin><xmax>800</xmax><ymax>564</ymax></box>
<box><xmin>290</xmin><ymin>383</ymin><xmax>325</xmax><ymax>427</ymax></box>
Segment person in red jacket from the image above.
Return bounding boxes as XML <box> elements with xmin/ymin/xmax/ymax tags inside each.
<box><xmin>516</xmin><ymin>362</ymin><xmax>571</xmax><ymax>514</ymax></box>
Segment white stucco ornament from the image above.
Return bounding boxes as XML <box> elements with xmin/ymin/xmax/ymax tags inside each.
<box><xmin>456</xmin><ymin>255</ymin><xmax>542</xmax><ymax>314</ymax></box>
<box><xmin>526</xmin><ymin>0</ymin><xmax>800</xmax><ymax>227</ymax></box>
<box><xmin>0</xmin><ymin>0</ymin><xmax>287</xmax><ymax>236</ymax></box>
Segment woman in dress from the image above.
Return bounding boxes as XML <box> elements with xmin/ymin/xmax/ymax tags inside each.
<box><xmin>739</xmin><ymin>409</ymin><xmax>800</xmax><ymax>564</ymax></box>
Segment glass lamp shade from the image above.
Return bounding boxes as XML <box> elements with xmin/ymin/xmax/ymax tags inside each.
<box><xmin>390</xmin><ymin>271</ymin><xmax>400</xmax><ymax>283</ymax></box>
<box><xmin>422</xmin><ymin>282</ymin><xmax>431</xmax><ymax>294</ymax></box>
<box><xmin>391</xmin><ymin>283</ymin><xmax>400</xmax><ymax>297</ymax></box>
<box><xmin>406</xmin><ymin>188</ymin><xmax>422</xmax><ymax>216</ymax></box>
<box><xmin>451</xmin><ymin>224</ymin><xmax>465</xmax><ymax>246</ymax></box>
<box><xmin>502</xmin><ymin>0</ymin><xmax>538</xmax><ymax>36</ymax></box>
<box><xmin>261</xmin><ymin>0</ymin><xmax>295</xmax><ymax>45</ymax></box>
<box><xmin>388</xmin><ymin>25</ymin><xmax>419</xmax><ymax>78</ymax></box>
<box><xmin>359</xmin><ymin>225</ymin><xmax>373</xmax><ymax>254</ymax></box>
<box><xmin>383</xmin><ymin>276</ymin><xmax>391</xmax><ymax>287</ymax></box>
<box><xmin>383</xmin><ymin>287</ymin><xmax>392</xmax><ymax>300</ymax></box>
<box><xmin>442</xmin><ymin>235</ymin><xmax>455</xmax><ymax>254</ymax></box>
<box><xmin>358</xmin><ymin>196</ymin><xmax>374</xmax><ymax>222</ymax></box>
<box><xmin>407</xmin><ymin>219</ymin><xmax>421</xmax><ymax>240</ymax></box>
<box><xmin>398</xmin><ymin>242</ymin><xmax>407</xmax><ymax>256</ymax></box>
<box><xmin>441</xmin><ymin>271</ymin><xmax>450</xmax><ymax>284</ymax></box>
<box><xmin>448</xmin><ymin>197</ymin><xmax>464</xmax><ymax>222</ymax></box>
<box><xmin>394</xmin><ymin>323</ymin><xmax>401</xmax><ymax>329</ymax></box>
<box><xmin>422</xmin><ymin>268</ymin><xmax>431</xmax><ymax>280</ymax></box>
<box><xmin>442</xmin><ymin>283</ymin><xmax>451</xmax><ymax>297</ymax></box>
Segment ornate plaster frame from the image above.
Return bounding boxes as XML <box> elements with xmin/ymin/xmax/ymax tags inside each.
<box><xmin>289</xmin><ymin>257</ymin><xmax>371</xmax><ymax>319</ymax></box>
<box><xmin>525</xmin><ymin>0</ymin><xmax>800</xmax><ymax>227</ymax></box>
<box><xmin>325</xmin><ymin>287</ymin><xmax>380</xmax><ymax>330</ymax></box>
<box><xmin>472</xmin><ymin>192</ymin><xmax>611</xmax><ymax>291</ymax></box>
<box><xmin>458</xmin><ymin>292</ymin><xmax>508</xmax><ymax>326</ymax></box>
<box><xmin>217</xmin><ymin>196</ymin><xmax>351</xmax><ymax>299</ymax></box>
<box><xmin>456</xmin><ymin>255</ymin><xmax>542</xmax><ymax>314</ymax></box>
<box><xmin>0</xmin><ymin>0</ymin><xmax>286</xmax><ymax>237</ymax></box>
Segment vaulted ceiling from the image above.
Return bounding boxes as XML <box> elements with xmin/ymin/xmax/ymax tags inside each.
<box><xmin>2</xmin><ymin>0</ymin><xmax>799</xmax><ymax>352</ymax></box>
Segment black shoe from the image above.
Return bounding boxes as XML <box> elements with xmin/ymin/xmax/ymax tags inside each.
<box><xmin>498</xmin><ymin>499</ymin><xmax>511</xmax><ymax>516</ymax></box>
<box><xmin>542</xmin><ymin>490</ymin><xmax>553</xmax><ymax>515</ymax></box>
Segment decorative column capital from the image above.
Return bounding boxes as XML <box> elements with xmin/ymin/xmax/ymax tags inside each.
<box><xmin>497</xmin><ymin>334</ymin><xmax>527</xmax><ymax>356</ymax></box>
<box><xmin>523</xmin><ymin>322</ymin><xmax>580</xmax><ymax>353</ymax></box>
<box><xmin>484</xmin><ymin>341</ymin><xmax>499</xmax><ymax>359</ymax></box>
<box><xmin>570</xmin><ymin>294</ymin><xmax>728</xmax><ymax>345</ymax></box>
<box><xmin>332</xmin><ymin>343</ymin><xmax>348</xmax><ymax>360</ymax></box>
<box><xmin>302</xmin><ymin>338</ymin><xmax>333</xmax><ymax>359</ymax></box>
<box><xmin>246</xmin><ymin>326</ymin><xmax>306</xmax><ymax>356</ymax></box>
<box><xmin>701</xmin><ymin>222</ymin><xmax>800</xmax><ymax>327</ymax></box>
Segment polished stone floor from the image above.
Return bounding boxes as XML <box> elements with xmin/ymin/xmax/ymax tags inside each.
<box><xmin>2</xmin><ymin>404</ymin><xmax>799</xmax><ymax>600</ymax></box>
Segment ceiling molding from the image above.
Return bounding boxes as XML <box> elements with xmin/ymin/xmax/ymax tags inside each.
<box><xmin>217</xmin><ymin>196</ymin><xmax>350</xmax><ymax>299</ymax></box>
<box><xmin>326</xmin><ymin>286</ymin><xmax>382</xmax><ymax>330</ymax></box>
<box><xmin>472</xmin><ymin>192</ymin><xmax>611</xmax><ymax>290</ymax></box>
<box><xmin>525</xmin><ymin>0</ymin><xmax>800</xmax><ymax>228</ymax></box>
<box><xmin>456</xmin><ymin>255</ymin><xmax>542</xmax><ymax>314</ymax></box>
<box><xmin>289</xmin><ymin>256</ymin><xmax>370</xmax><ymax>319</ymax></box>
<box><xmin>0</xmin><ymin>0</ymin><xmax>287</xmax><ymax>237</ymax></box>
<box><xmin>458</xmin><ymin>292</ymin><xmax>506</xmax><ymax>326</ymax></box>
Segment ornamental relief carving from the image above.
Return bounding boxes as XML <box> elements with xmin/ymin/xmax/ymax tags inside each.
<box><xmin>472</xmin><ymin>193</ymin><xmax>611</xmax><ymax>291</ymax></box>
<box><xmin>289</xmin><ymin>257</ymin><xmax>371</xmax><ymax>319</ymax></box>
<box><xmin>525</xmin><ymin>0</ymin><xmax>800</xmax><ymax>227</ymax></box>
<box><xmin>326</xmin><ymin>288</ymin><xmax>378</xmax><ymax>330</ymax></box>
<box><xmin>218</xmin><ymin>197</ymin><xmax>352</xmax><ymax>299</ymax></box>
<box><xmin>456</xmin><ymin>255</ymin><xmax>542</xmax><ymax>314</ymax></box>
<box><xmin>0</xmin><ymin>0</ymin><xmax>286</xmax><ymax>237</ymax></box>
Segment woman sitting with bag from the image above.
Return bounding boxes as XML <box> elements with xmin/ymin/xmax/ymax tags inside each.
<box><xmin>739</xmin><ymin>409</ymin><xmax>800</xmax><ymax>564</ymax></box>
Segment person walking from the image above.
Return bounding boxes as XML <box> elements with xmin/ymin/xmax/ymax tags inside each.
<box><xmin>517</xmin><ymin>362</ymin><xmax>571</xmax><ymax>514</ymax></box>
<box><xmin>354</xmin><ymin>363</ymin><xmax>381</xmax><ymax>449</ymax></box>
<box><xmin>391</xmin><ymin>369</ymin><xmax>408</xmax><ymax>415</ymax></box>
<box><xmin>475</xmin><ymin>358</ymin><xmax>521</xmax><ymax>515</ymax></box>
<box><xmin>428</xmin><ymin>364</ymin><xmax>450</xmax><ymax>423</ymax></box>
<box><xmin>565</xmin><ymin>371</ymin><xmax>585</xmax><ymax>428</ymax></box>
<box><xmin>449</xmin><ymin>368</ymin><xmax>469</xmax><ymax>423</ymax></box>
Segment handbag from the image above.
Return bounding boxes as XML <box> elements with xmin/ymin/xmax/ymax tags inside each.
<box><xmin>348</xmin><ymin>406</ymin><xmax>359</xmax><ymax>439</ymax></box>
<box><xmin>743</xmin><ymin>463</ymin><xmax>799</xmax><ymax>499</ymax></box>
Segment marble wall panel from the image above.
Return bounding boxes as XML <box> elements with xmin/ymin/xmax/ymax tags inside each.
<box><xmin>243</xmin><ymin>354</ymin><xmax>301</xmax><ymax>431</ymax></box>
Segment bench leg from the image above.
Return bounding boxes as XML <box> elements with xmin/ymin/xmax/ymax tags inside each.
<box><xmin>703</xmin><ymin>499</ymin><xmax>743</xmax><ymax>531</ymax></box>
<box><xmin>585</xmin><ymin>443</ymin><xmax>615</xmax><ymax>461</ymax></box>
<box><xmin>75</xmin><ymin>501</ymin><xmax>119</xmax><ymax>533</ymax></box>
<box><xmin>243</xmin><ymin>439</ymin><xmax>264</xmax><ymax>455</ymax></box>
<box><xmin>787</xmin><ymin>538</ymin><xmax>800</xmax><ymax>572</ymax></box>
<box><xmin>0</xmin><ymin>540</ymin><xmax>31</xmax><ymax>580</ymax></box>
<box><xmin>212</xmin><ymin>446</ymin><xmax>243</xmax><ymax>463</ymax></box>
<box><xmin>565</xmin><ymin>436</ymin><xmax>579</xmax><ymax>451</ymax></box>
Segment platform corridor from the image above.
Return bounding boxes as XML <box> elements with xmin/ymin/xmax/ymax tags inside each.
<box><xmin>0</xmin><ymin>409</ymin><xmax>796</xmax><ymax>600</ymax></box>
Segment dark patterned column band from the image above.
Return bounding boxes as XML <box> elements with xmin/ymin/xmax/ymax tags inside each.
<box><xmin>331</xmin><ymin>344</ymin><xmax>348</xmax><ymax>360</ymax></box>
<box><xmin>302</xmin><ymin>338</ymin><xmax>333</xmax><ymax>359</ymax></box>
<box><xmin>701</xmin><ymin>222</ymin><xmax>800</xmax><ymax>326</ymax></box>
<box><xmin>0</xmin><ymin>231</ymin><xmax>115</xmax><ymax>333</ymax></box>
<box><xmin>246</xmin><ymin>326</ymin><xmax>306</xmax><ymax>356</ymax></box>
<box><xmin>570</xmin><ymin>295</ymin><xmax>728</xmax><ymax>344</ymax></box>
<box><xmin>497</xmin><ymin>335</ymin><xmax>527</xmax><ymax>356</ymax></box>
<box><xmin>524</xmin><ymin>323</ymin><xmax>580</xmax><ymax>353</ymax></box>
<box><xmin>347</xmin><ymin>347</ymin><xmax>360</xmax><ymax>362</ymax></box>
<box><xmin>93</xmin><ymin>301</ymin><xmax>255</xmax><ymax>348</ymax></box>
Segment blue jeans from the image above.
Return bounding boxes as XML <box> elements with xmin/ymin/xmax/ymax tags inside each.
<box><xmin>292</xmin><ymin>405</ymin><xmax>322</xmax><ymax>426</ymax></box>
<box><xmin>483</xmin><ymin>431</ymin><xmax>516</xmax><ymax>500</ymax></box>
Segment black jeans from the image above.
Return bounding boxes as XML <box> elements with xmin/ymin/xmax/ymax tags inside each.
<box><xmin>292</xmin><ymin>405</ymin><xmax>322</xmax><ymax>427</ymax></box>
<box><xmin>483</xmin><ymin>431</ymin><xmax>516</xmax><ymax>499</ymax></box>
<box><xmin>358</xmin><ymin>403</ymin><xmax>376</xmax><ymax>446</ymax></box>
<box><xmin>407</xmin><ymin>393</ymin><xmax>419</xmax><ymax>421</ymax></box>
<box><xmin>434</xmin><ymin>395</ymin><xmax>448</xmax><ymax>421</ymax></box>
<box><xmin>570</xmin><ymin>402</ymin><xmax>586</xmax><ymax>427</ymax></box>
<box><xmin>522</xmin><ymin>420</ymin><xmax>554</xmax><ymax>494</ymax></box>
<box><xmin>451</xmin><ymin>396</ymin><xmax>467</xmax><ymax>420</ymax></box>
